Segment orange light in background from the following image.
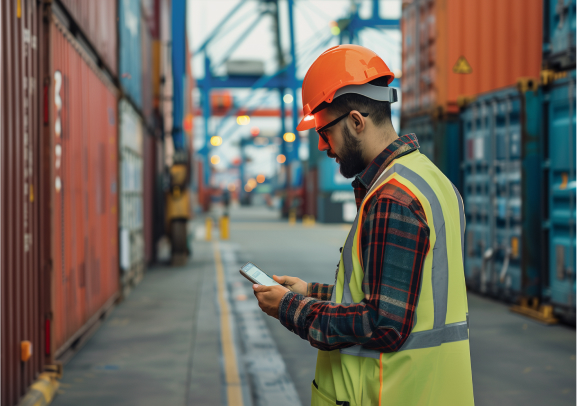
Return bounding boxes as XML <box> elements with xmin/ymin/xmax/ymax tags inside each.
<box><xmin>210</xmin><ymin>155</ymin><xmax>220</xmax><ymax>165</ymax></box>
<box><xmin>210</xmin><ymin>135</ymin><xmax>223</xmax><ymax>146</ymax></box>
<box><xmin>247</xmin><ymin>178</ymin><xmax>257</xmax><ymax>189</ymax></box>
<box><xmin>228</xmin><ymin>184</ymin><xmax>236</xmax><ymax>192</ymax></box>
<box><xmin>244</xmin><ymin>185</ymin><xmax>252</xmax><ymax>193</ymax></box>
<box><xmin>250</xmin><ymin>127</ymin><xmax>260</xmax><ymax>136</ymax></box>
<box><xmin>283</xmin><ymin>132</ymin><xmax>296</xmax><ymax>142</ymax></box>
<box><xmin>183</xmin><ymin>114</ymin><xmax>193</xmax><ymax>132</ymax></box>
<box><xmin>277</xmin><ymin>154</ymin><xmax>286</xmax><ymax>164</ymax></box>
<box><xmin>236</xmin><ymin>115</ymin><xmax>250</xmax><ymax>125</ymax></box>
<box><xmin>256</xmin><ymin>174</ymin><xmax>265</xmax><ymax>183</ymax></box>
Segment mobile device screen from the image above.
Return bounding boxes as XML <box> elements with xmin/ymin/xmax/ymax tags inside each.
<box><xmin>240</xmin><ymin>262</ymin><xmax>281</xmax><ymax>286</ymax></box>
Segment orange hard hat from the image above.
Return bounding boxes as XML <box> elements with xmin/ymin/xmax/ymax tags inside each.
<box><xmin>297</xmin><ymin>44</ymin><xmax>395</xmax><ymax>132</ymax></box>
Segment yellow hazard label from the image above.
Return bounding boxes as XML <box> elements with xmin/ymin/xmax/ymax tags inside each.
<box><xmin>453</xmin><ymin>56</ymin><xmax>472</xmax><ymax>74</ymax></box>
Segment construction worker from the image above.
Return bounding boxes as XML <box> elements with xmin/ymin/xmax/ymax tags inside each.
<box><xmin>253</xmin><ymin>45</ymin><xmax>474</xmax><ymax>405</ymax></box>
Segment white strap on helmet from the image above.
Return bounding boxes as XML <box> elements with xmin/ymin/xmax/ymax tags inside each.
<box><xmin>333</xmin><ymin>83</ymin><xmax>398</xmax><ymax>104</ymax></box>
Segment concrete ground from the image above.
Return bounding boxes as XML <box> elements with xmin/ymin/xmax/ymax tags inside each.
<box><xmin>227</xmin><ymin>206</ymin><xmax>576</xmax><ymax>406</ymax></box>
<box><xmin>50</xmin><ymin>205</ymin><xmax>576</xmax><ymax>406</ymax></box>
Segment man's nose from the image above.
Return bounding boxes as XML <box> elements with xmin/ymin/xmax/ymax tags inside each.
<box><xmin>318</xmin><ymin>135</ymin><xmax>330</xmax><ymax>151</ymax></box>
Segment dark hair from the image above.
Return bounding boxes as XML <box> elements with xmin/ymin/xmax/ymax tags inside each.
<box><xmin>313</xmin><ymin>77</ymin><xmax>392</xmax><ymax>127</ymax></box>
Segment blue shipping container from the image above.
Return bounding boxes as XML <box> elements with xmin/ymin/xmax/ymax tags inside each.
<box><xmin>461</xmin><ymin>87</ymin><xmax>527</xmax><ymax>299</ymax></box>
<box><xmin>544</xmin><ymin>70</ymin><xmax>576</xmax><ymax>309</ymax></box>
<box><xmin>543</xmin><ymin>0</ymin><xmax>576</xmax><ymax>69</ymax></box>
<box><xmin>119</xmin><ymin>0</ymin><xmax>142</xmax><ymax>109</ymax></box>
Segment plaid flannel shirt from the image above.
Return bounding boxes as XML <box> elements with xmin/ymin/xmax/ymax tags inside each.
<box><xmin>278</xmin><ymin>134</ymin><xmax>431</xmax><ymax>352</ymax></box>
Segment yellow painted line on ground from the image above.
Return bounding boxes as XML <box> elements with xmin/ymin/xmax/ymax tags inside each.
<box><xmin>213</xmin><ymin>242</ymin><xmax>244</xmax><ymax>406</ymax></box>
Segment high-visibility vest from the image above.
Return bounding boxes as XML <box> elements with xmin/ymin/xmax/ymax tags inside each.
<box><xmin>311</xmin><ymin>150</ymin><xmax>474</xmax><ymax>406</ymax></box>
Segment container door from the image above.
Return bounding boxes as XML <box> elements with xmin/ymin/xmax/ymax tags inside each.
<box><xmin>547</xmin><ymin>71</ymin><xmax>576</xmax><ymax>308</ymax></box>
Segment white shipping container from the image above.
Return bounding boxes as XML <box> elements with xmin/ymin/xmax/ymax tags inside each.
<box><xmin>119</xmin><ymin>99</ymin><xmax>145</xmax><ymax>271</ymax></box>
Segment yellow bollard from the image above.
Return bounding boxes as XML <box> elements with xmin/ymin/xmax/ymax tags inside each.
<box><xmin>220</xmin><ymin>215</ymin><xmax>230</xmax><ymax>240</ymax></box>
<box><xmin>288</xmin><ymin>209</ymin><xmax>296</xmax><ymax>225</ymax></box>
<box><xmin>205</xmin><ymin>217</ymin><xmax>213</xmax><ymax>241</ymax></box>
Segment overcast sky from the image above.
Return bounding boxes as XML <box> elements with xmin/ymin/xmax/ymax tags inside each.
<box><xmin>187</xmin><ymin>0</ymin><xmax>402</xmax><ymax>184</ymax></box>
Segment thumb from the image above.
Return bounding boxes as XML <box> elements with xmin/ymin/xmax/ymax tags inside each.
<box><xmin>273</xmin><ymin>275</ymin><xmax>286</xmax><ymax>284</ymax></box>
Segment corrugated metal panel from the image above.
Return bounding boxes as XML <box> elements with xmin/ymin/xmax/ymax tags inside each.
<box><xmin>50</xmin><ymin>19</ymin><xmax>119</xmax><ymax>358</ymax></box>
<box><xmin>543</xmin><ymin>0</ymin><xmax>576</xmax><ymax>69</ymax></box>
<box><xmin>57</xmin><ymin>0</ymin><xmax>118</xmax><ymax>76</ymax></box>
<box><xmin>400</xmin><ymin>115</ymin><xmax>462</xmax><ymax>190</ymax></box>
<box><xmin>461</xmin><ymin>87</ymin><xmax>525</xmax><ymax>299</ymax></box>
<box><xmin>141</xmin><ymin>11</ymin><xmax>153</xmax><ymax>126</ymax></box>
<box><xmin>119</xmin><ymin>0</ymin><xmax>142</xmax><ymax>109</ymax></box>
<box><xmin>401</xmin><ymin>0</ymin><xmax>543</xmax><ymax>115</ymax></box>
<box><xmin>119</xmin><ymin>99</ymin><xmax>145</xmax><ymax>273</ymax></box>
<box><xmin>545</xmin><ymin>70</ymin><xmax>576</xmax><ymax>308</ymax></box>
<box><xmin>1</xmin><ymin>1</ymin><xmax>44</xmax><ymax>405</ymax></box>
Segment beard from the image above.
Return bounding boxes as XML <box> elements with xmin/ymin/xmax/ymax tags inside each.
<box><xmin>335</xmin><ymin>125</ymin><xmax>366</xmax><ymax>178</ymax></box>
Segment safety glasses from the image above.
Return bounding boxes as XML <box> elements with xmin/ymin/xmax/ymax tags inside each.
<box><xmin>316</xmin><ymin>111</ymin><xmax>369</xmax><ymax>145</ymax></box>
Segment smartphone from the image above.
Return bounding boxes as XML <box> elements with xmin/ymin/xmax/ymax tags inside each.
<box><xmin>239</xmin><ymin>262</ymin><xmax>281</xmax><ymax>287</ymax></box>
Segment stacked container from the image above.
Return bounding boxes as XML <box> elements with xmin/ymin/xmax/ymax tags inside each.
<box><xmin>543</xmin><ymin>0</ymin><xmax>576</xmax><ymax>71</ymax></box>
<box><xmin>48</xmin><ymin>17</ymin><xmax>120</xmax><ymax>361</ymax></box>
<box><xmin>400</xmin><ymin>0</ymin><xmax>543</xmax><ymax>189</ymax></box>
<box><xmin>57</xmin><ymin>0</ymin><xmax>118</xmax><ymax>75</ymax></box>
<box><xmin>540</xmin><ymin>0</ymin><xmax>576</xmax><ymax>318</ymax></box>
<box><xmin>461</xmin><ymin>84</ymin><xmax>544</xmax><ymax>301</ymax></box>
<box><xmin>542</xmin><ymin>70</ymin><xmax>576</xmax><ymax>313</ymax></box>
<box><xmin>119</xmin><ymin>99</ymin><xmax>145</xmax><ymax>292</ymax></box>
<box><xmin>1</xmin><ymin>2</ymin><xmax>44</xmax><ymax>405</ymax></box>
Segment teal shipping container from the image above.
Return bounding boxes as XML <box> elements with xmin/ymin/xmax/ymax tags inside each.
<box><xmin>119</xmin><ymin>0</ymin><xmax>143</xmax><ymax>109</ymax></box>
<box><xmin>400</xmin><ymin>115</ymin><xmax>461</xmax><ymax>191</ymax></box>
<box><xmin>542</xmin><ymin>70</ymin><xmax>576</xmax><ymax>315</ymax></box>
<box><xmin>543</xmin><ymin>0</ymin><xmax>576</xmax><ymax>70</ymax></box>
<box><xmin>461</xmin><ymin>84</ymin><xmax>544</xmax><ymax>301</ymax></box>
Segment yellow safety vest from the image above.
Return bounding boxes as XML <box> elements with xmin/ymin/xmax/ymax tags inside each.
<box><xmin>311</xmin><ymin>150</ymin><xmax>474</xmax><ymax>406</ymax></box>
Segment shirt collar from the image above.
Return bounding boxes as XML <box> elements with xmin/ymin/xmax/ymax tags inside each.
<box><xmin>354</xmin><ymin>133</ymin><xmax>421</xmax><ymax>190</ymax></box>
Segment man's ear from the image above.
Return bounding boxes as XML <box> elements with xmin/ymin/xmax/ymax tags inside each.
<box><xmin>350</xmin><ymin>110</ymin><xmax>366</xmax><ymax>134</ymax></box>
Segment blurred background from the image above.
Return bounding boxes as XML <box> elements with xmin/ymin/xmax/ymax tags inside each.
<box><xmin>1</xmin><ymin>1</ymin><xmax>575</xmax><ymax>406</ymax></box>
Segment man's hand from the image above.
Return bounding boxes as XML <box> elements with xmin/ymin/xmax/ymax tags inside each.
<box><xmin>253</xmin><ymin>284</ymin><xmax>289</xmax><ymax>319</ymax></box>
<box><xmin>272</xmin><ymin>275</ymin><xmax>308</xmax><ymax>296</ymax></box>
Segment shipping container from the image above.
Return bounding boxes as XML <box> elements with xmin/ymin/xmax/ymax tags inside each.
<box><xmin>302</xmin><ymin>165</ymin><xmax>319</xmax><ymax>219</ymax></box>
<box><xmin>543</xmin><ymin>0</ymin><xmax>576</xmax><ymax>70</ymax></box>
<box><xmin>119</xmin><ymin>99</ymin><xmax>145</xmax><ymax>292</ymax></box>
<box><xmin>461</xmin><ymin>85</ymin><xmax>543</xmax><ymax>301</ymax></box>
<box><xmin>542</xmin><ymin>70</ymin><xmax>576</xmax><ymax>313</ymax></box>
<box><xmin>141</xmin><ymin>8</ymin><xmax>154</xmax><ymax>126</ymax></box>
<box><xmin>119</xmin><ymin>0</ymin><xmax>143</xmax><ymax>109</ymax></box>
<box><xmin>48</xmin><ymin>18</ymin><xmax>120</xmax><ymax>360</ymax></box>
<box><xmin>400</xmin><ymin>114</ymin><xmax>462</xmax><ymax>190</ymax></box>
<box><xmin>1</xmin><ymin>1</ymin><xmax>45</xmax><ymax>405</ymax></box>
<box><xmin>143</xmin><ymin>133</ymin><xmax>159</xmax><ymax>263</ymax></box>
<box><xmin>316</xmin><ymin>157</ymin><xmax>356</xmax><ymax>223</ymax></box>
<box><xmin>401</xmin><ymin>0</ymin><xmax>543</xmax><ymax>115</ymax></box>
<box><xmin>56</xmin><ymin>0</ymin><xmax>118</xmax><ymax>76</ymax></box>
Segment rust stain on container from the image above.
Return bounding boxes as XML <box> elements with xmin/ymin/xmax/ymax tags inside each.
<box><xmin>57</xmin><ymin>0</ymin><xmax>118</xmax><ymax>76</ymax></box>
<box><xmin>49</xmin><ymin>18</ymin><xmax>119</xmax><ymax>359</ymax></box>
<box><xmin>401</xmin><ymin>0</ymin><xmax>543</xmax><ymax>115</ymax></box>
<box><xmin>1</xmin><ymin>1</ymin><xmax>44</xmax><ymax>405</ymax></box>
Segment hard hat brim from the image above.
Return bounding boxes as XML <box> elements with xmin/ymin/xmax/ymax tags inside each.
<box><xmin>296</xmin><ymin>117</ymin><xmax>316</xmax><ymax>131</ymax></box>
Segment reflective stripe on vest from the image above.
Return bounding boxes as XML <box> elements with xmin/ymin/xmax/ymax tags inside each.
<box><xmin>336</xmin><ymin>163</ymin><xmax>468</xmax><ymax>359</ymax></box>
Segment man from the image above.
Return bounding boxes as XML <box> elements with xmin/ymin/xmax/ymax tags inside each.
<box><xmin>253</xmin><ymin>45</ymin><xmax>474</xmax><ymax>406</ymax></box>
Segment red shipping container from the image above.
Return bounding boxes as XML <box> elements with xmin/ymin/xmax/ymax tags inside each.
<box><xmin>401</xmin><ymin>0</ymin><xmax>543</xmax><ymax>115</ymax></box>
<box><xmin>57</xmin><ymin>0</ymin><xmax>118</xmax><ymax>76</ymax></box>
<box><xmin>48</xmin><ymin>18</ymin><xmax>119</xmax><ymax>359</ymax></box>
<box><xmin>1</xmin><ymin>1</ymin><xmax>45</xmax><ymax>405</ymax></box>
